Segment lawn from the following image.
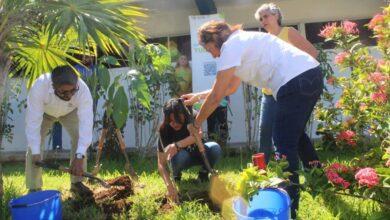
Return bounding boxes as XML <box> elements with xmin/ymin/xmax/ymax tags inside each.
<box><xmin>1</xmin><ymin>149</ymin><xmax>389</xmax><ymax>220</ymax></box>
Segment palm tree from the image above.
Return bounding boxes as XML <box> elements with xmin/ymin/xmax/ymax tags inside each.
<box><xmin>0</xmin><ymin>0</ymin><xmax>146</xmax><ymax>204</ymax></box>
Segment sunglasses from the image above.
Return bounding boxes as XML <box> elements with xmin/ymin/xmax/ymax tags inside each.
<box><xmin>53</xmin><ymin>85</ymin><xmax>79</xmax><ymax>97</ymax></box>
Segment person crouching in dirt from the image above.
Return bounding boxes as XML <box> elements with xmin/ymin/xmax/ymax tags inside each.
<box><xmin>157</xmin><ymin>98</ymin><xmax>222</xmax><ymax>203</ymax></box>
<box><xmin>25</xmin><ymin>65</ymin><xmax>93</xmax><ymax>196</ymax></box>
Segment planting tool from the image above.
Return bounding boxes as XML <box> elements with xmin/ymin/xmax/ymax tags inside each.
<box><xmin>35</xmin><ymin>161</ymin><xmax>111</xmax><ymax>188</ymax></box>
<box><xmin>178</xmin><ymin>99</ymin><xmax>215</xmax><ymax>175</ymax></box>
<box><xmin>177</xmin><ymin>99</ymin><xmax>233</xmax><ymax>205</ymax></box>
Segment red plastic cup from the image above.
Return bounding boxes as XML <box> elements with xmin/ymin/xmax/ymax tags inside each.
<box><xmin>252</xmin><ymin>153</ymin><xmax>266</xmax><ymax>170</ymax></box>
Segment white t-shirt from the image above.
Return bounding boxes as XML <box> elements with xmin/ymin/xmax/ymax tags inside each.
<box><xmin>216</xmin><ymin>30</ymin><xmax>319</xmax><ymax>98</ymax></box>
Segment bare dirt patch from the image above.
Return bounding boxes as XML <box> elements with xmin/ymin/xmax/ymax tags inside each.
<box><xmin>66</xmin><ymin>175</ymin><xmax>134</xmax><ymax>219</ymax></box>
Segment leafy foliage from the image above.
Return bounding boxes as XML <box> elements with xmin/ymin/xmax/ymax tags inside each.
<box><xmin>236</xmin><ymin>158</ymin><xmax>291</xmax><ymax>202</ymax></box>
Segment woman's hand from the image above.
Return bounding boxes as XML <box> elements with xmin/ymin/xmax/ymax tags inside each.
<box><xmin>181</xmin><ymin>93</ymin><xmax>199</xmax><ymax>106</ymax></box>
<box><xmin>164</xmin><ymin>143</ymin><xmax>178</xmax><ymax>161</ymax></box>
<box><xmin>187</xmin><ymin>123</ymin><xmax>202</xmax><ymax>139</ymax></box>
<box><xmin>167</xmin><ymin>184</ymin><xmax>179</xmax><ymax>203</ymax></box>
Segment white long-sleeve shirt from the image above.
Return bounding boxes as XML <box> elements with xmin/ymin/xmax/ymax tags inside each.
<box><xmin>25</xmin><ymin>73</ymin><xmax>93</xmax><ymax>155</ymax></box>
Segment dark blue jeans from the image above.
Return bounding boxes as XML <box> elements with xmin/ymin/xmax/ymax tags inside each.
<box><xmin>170</xmin><ymin>142</ymin><xmax>222</xmax><ymax>180</ymax></box>
<box><xmin>273</xmin><ymin>67</ymin><xmax>323</xmax><ymax>218</ymax></box>
<box><xmin>259</xmin><ymin>94</ymin><xmax>277</xmax><ymax>163</ymax></box>
<box><xmin>259</xmin><ymin>95</ymin><xmax>320</xmax><ymax>168</ymax></box>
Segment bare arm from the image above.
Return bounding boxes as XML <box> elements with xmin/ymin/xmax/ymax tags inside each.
<box><xmin>157</xmin><ymin>151</ymin><xmax>179</xmax><ymax>202</ymax></box>
<box><xmin>288</xmin><ymin>27</ymin><xmax>318</xmax><ymax>59</ymax></box>
<box><xmin>157</xmin><ymin>152</ymin><xmax>173</xmax><ymax>187</ymax></box>
<box><xmin>194</xmin><ymin>67</ymin><xmax>239</xmax><ymax>126</ymax></box>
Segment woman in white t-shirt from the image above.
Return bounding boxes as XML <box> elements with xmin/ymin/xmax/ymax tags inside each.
<box><xmin>182</xmin><ymin>20</ymin><xmax>324</xmax><ymax>218</ymax></box>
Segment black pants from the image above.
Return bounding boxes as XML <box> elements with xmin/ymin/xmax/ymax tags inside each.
<box><xmin>207</xmin><ymin>106</ymin><xmax>228</xmax><ymax>147</ymax></box>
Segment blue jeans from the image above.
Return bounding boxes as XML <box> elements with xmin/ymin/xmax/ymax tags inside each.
<box><xmin>170</xmin><ymin>142</ymin><xmax>222</xmax><ymax>180</ymax></box>
<box><xmin>273</xmin><ymin>67</ymin><xmax>323</xmax><ymax>218</ymax></box>
<box><xmin>259</xmin><ymin>94</ymin><xmax>277</xmax><ymax>163</ymax></box>
<box><xmin>259</xmin><ymin>95</ymin><xmax>320</xmax><ymax>168</ymax></box>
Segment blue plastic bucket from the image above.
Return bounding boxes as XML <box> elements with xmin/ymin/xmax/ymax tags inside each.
<box><xmin>9</xmin><ymin>190</ymin><xmax>62</xmax><ymax>220</ymax></box>
<box><xmin>232</xmin><ymin>188</ymin><xmax>291</xmax><ymax>220</ymax></box>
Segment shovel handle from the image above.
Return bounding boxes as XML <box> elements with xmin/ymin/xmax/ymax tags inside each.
<box><xmin>35</xmin><ymin>161</ymin><xmax>111</xmax><ymax>188</ymax></box>
<box><xmin>177</xmin><ymin>99</ymin><xmax>216</xmax><ymax>175</ymax></box>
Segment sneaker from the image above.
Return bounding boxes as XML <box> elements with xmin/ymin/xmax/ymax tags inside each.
<box><xmin>28</xmin><ymin>188</ymin><xmax>42</xmax><ymax>194</ymax></box>
<box><xmin>70</xmin><ymin>182</ymin><xmax>93</xmax><ymax>198</ymax></box>
<box><xmin>197</xmin><ymin>170</ymin><xmax>209</xmax><ymax>182</ymax></box>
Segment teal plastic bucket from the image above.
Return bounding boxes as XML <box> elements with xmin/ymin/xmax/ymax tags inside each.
<box><xmin>9</xmin><ymin>190</ymin><xmax>62</xmax><ymax>220</ymax></box>
<box><xmin>232</xmin><ymin>188</ymin><xmax>291</xmax><ymax>220</ymax></box>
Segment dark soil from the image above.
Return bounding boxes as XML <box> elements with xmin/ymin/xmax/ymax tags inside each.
<box><xmin>67</xmin><ymin>175</ymin><xmax>134</xmax><ymax>219</ymax></box>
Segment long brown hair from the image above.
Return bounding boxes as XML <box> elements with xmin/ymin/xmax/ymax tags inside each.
<box><xmin>198</xmin><ymin>20</ymin><xmax>242</xmax><ymax>49</ymax></box>
<box><xmin>159</xmin><ymin>98</ymin><xmax>192</xmax><ymax>133</ymax></box>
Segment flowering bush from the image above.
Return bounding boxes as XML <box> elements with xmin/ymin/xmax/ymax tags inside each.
<box><xmin>315</xmin><ymin>6</ymin><xmax>390</xmax><ymax>151</ymax></box>
<box><xmin>307</xmin><ymin>6</ymin><xmax>390</xmax><ymax>206</ymax></box>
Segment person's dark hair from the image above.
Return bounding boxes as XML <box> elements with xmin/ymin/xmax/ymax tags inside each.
<box><xmin>159</xmin><ymin>98</ymin><xmax>192</xmax><ymax>133</ymax></box>
<box><xmin>51</xmin><ymin>65</ymin><xmax>78</xmax><ymax>85</ymax></box>
<box><xmin>198</xmin><ymin>21</ymin><xmax>243</xmax><ymax>49</ymax></box>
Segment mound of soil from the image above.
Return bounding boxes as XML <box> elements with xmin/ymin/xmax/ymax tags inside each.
<box><xmin>68</xmin><ymin>175</ymin><xmax>134</xmax><ymax>219</ymax></box>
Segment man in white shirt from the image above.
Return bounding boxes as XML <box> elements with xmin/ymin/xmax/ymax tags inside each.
<box><xmin>25</xmin><ymin>65</ymin><xmax>93</xmax><ymax>195</ymax></box>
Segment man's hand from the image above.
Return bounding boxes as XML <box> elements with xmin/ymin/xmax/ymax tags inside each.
<box><xmin>70</xmin><ymin>157</ymin><xmax>84</xmax><ymax>177</ymax></box>
<box><xmin>166</xmin><ymin>184</ymin><xmax>179</xmax><ymax>203</ymax></box>
<box><xmin>32</xmin><ymin>154</ymin><xmax>42</xmax><ymax>166</ymax></box>
<box><xmin>164</xmin><ymin>144</ymin><xmax>178</xmax><ymax>161</ymax></box>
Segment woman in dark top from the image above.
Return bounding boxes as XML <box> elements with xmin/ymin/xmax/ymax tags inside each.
<box><xmin>157</xmin><ymin>98</ymin><xmax>222</xmax><ymax>203</ymax></box>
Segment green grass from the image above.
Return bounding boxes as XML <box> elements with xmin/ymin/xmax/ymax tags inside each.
<box><xmin>1</xmin><ymin>150</ymin><xmax>389</xmax><ymax>220</ymax></box>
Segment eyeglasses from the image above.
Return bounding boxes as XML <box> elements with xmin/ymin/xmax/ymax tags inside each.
<box><xmin>53</xmin><ymin>85</ymin><xmax>79</xmax><ymax>97</ymax></box>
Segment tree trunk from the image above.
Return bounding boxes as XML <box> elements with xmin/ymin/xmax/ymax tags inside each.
<box><xmin>0</xmin><ymin>53</ymin><xmax>11</xmax><ymax>204</ymax></box>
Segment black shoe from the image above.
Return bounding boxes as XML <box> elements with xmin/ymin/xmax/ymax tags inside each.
<box><xmin>70</xmin><ymin>182</ymin><xmax>93</xmax><ymax>198</ymax></box>
<box><xmin>197</xmin><ymin>170</ymin><xmax>209</xmax><ymax>182</ymax></box>
<box><xmin>28</xmin><ymin>188</ymin><xmax>42</xmax><ymax>194</ymax></box>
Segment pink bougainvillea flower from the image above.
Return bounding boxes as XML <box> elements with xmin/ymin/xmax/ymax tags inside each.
<box><xmin>355</xmin><ymin>168</ymin><xmax>379</xmax><ymax>188</ymax></box>
<box><xmin>368</xmin><ymin>14</ymin><xmax>384</xmax><ymax>30</ymax></box>
<box><xmin>334</xmin><ymin>52</ymin><xmax>350</xmax><ymax>65</ymax></box>
<box><xmin>319</xmin><ymin>22</ymin><xmax>337</xmax><ymax>38</ymax></box>
<box><xmin>369</xmin><ymin>72</ymin><xmax>388</xmax><ymax>84</ymax></box>
<box><xmin>371</xmin><ymin>91</ymin><xmax>388</xmax><ymax>104</ymax></box>
<box><xmin>342</xmin><ymin>20</ymin><xmax>359</xmax><ymax>35</ymax></box>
